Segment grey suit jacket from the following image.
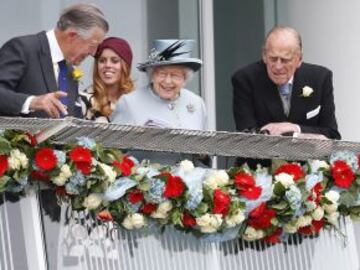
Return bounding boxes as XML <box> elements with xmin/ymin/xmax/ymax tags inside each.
<box><xmin>0</xmin><ymin>31</ymin><xmax>81</xmax><ymax>118</ymax></box>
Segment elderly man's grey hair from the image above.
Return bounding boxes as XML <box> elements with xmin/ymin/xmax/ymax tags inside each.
<box><xmin>57</xmin><ymin>3</ymin><xmax>109</xmax><ymax>38</ymax></box>
<box><xmin>263</xmin><ymin>26</ymin><xmax>303</xmax><ymax>55</ymax></box>
<box><xmin>147</xmin><ymin>66</ymin><xmax>194</xmax><ymax>84</ymax></box>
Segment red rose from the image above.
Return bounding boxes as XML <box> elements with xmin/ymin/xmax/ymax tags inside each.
<box><xmin>142</xmin><ymin>203</ymin><xmax>157</xmax><ymax>215</ymax></box>
<box><xmin>264</xmin><ymin>228</ymin><xmax>282</xmax><ymax>244</ymax></box>
<box><xmin>31</xmin><ymin>170</ymin><xmax>50</xmax><ymax>182</ymax></box>
<box><xmin>182</xmin><ymin>211</ymin><xmax>197</xmax><ymax>227</ymax></box>
<box><xmin>75</xmin><ymin>162</ymin><xmax>92</xmax><ymax>175</ymax></box>
<box><xmin>112</xmin><ymin>158</ymin><xmax>134</xmax><ymax>176</ymax></box>
<box><xmin>240</xmin><ymin>185</ymin><xmax>262</xmax><ymax>200</ymax></box>
<box><xmin>312</xmin><ymin>219</ymin><xmax>325</xmax><ymax>233</ymax></box>
<box><xmin>55</xmin><ymin>186</ymin><xmax>67</xmax><ymax>196</ymax></box>
<box><xmin>69</xmin><ymin>146</ymin><xmax>92</xmax><ymax>164</ymax></box>
<box><xmin>248</xmin><ymin>202</ymin><xmax>276</xmax><ymax>229</ymax></box>
<box><xmin>331</xmin><ymin>160</ymin><xmax>355</xmax><ymax>188</ymax></box>
<box><xmin>234</xmin><ymin>172</ymin><xmax>255</xmax><ymax>187</ymax></box>
<box><xmin>298</xmin><ymin>225</ymin><xmax>312</xmax><ymax>235</ymax></box>
<box><xmin>26</xmin><ymin>132</ymin><xmax>37</xmax><ymax>146</ymax></box>
<box><xmin>35</xmin><ymin>148</ymin><xmax>57</xmax><ymax>171</ymax></box>
<box><xmin>213</xmin><ymin>188</ymin><xmax>231</xmax><ymax>216</ymax></box>
<box><xmin>163</xmin><ymin>174</ymin><xmax>185</xmax><ymax>198</ymax></box>
<box><xmin>123</xmin><ymin>156</ymin><xmax>135</xmax><ymax>168</ymax></box>
<box><xmin>275</xmin><ymin>163</ymin><xmax>304</xmax><ymax>181</ymax></box>
<box><xmin>307</xmin><ymin>182</ymin><xmax>323</xmax><ymax>204</ymax></box>
<box><xmin>97</xmin><ymin>210</ymin><xmax>113</xmax><ymax>222</ymax></box>
<box><xmin>128</xmin><ymin>189</ymin><xmax>144</xmax><ymax>204</ymax></box>
<box><xmin>0</xmin><ymin>155</ymin><xmax>8</xmax><ymax>177</ymax></box>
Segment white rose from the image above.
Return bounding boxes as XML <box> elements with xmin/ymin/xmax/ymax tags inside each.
<box><xmin>61</xmin><ymin>164</ymin><xmax>72</xmax><ymax>178</ymax></box>
<box><xmin>204</xmin><ymin>170</ymin><xmax>229</xmax><ymax>189</ymax></box>
<box><xmin>275</xmin><ymin>173</ymin><xmax>294</xmax><ymax>189</ymax></box>
<box><xmin>99</xmin><ymin>163</ymin><xmax>117</xmax><ymax>183</ymax></box>
<box><xmin>284</xmin><ymin>223</ymin><xmax>298</xmax><ymax>234</ymax></box>
<box><xmin>82</xmin><ymin>194</ymin><xmax>102</xmax><ymax>210</ymax></box>
<box><xmin>312</xmin><ymin>207</ymin><xmax>324</xmax><ymax>221</ymax></box>
<box><xmin>243</xmin><ymin>227</ymin><xmax>264</xmax><ymax>241</ymax></box>
<box><xmin>180</xmin><ymin>160</ymin><xmax>194</xmax><ymax>173</ymax></box>
<box><xmin>196</xmin><ymin>213</ymin><xmax>223</xmax><ymax>233</ymax></box>
<box><xmin>52</xmin><ymin>175</ymin><xmax>67</xmax><ymax>186</ymax></box>
<box><xmin>325</xmin><ymin>190</ymin><xmax>340</xmax><ymax>203</ymax></box>
<box><xmin>302</xmin><ymin>86</ymin><xmax>314</xmax><ymax>97</ymax></box>
<box><xmin>323</xmin><ymin>203</ymin><xmax>338</xmax><ymax>214</ymax></box>
<box><xmin>326</xmin><ymin>212</ymin><xmax>340</xmax><ymax>226</ymax></box>
<box><xmin>131</xmin><ymin>213</ymin><xmax>147</xmax><ymax>229</ymax></box>
<box><xmin>309</xmin><ymin>160</ymin><xmax>329</xmax><ymax>173</ymax></box>
<box><xmin>16</xmin><ymin>151</ymin><xmax>29</xmax><ymax>169</ymax></box>
<box><xmin>296</xmin><ymin>215</ymin><xmax>312</xmax><ymax>228</ymax></box>
<box><xmin>151</xmin><ymin>201</ymin><xmax>173</xmax><ymax>219</ymax></box>
<box><xmin>225</xmin><ymin>209</ymin><xmax>245</xmax><ymax>228</ymax></box>
<box><xmin>8</xmin><ymin>150</ymin><xmax>22</xmax><ymax>170</ymax></box>
<box><xmin>122</xmin><ymin>213</ymin><xmax>146</xmax><ymax>230</ymax></box>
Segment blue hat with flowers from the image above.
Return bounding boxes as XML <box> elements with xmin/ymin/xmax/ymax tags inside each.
<box><xmin>137</xmin><ymin>39</ymin><xmax>202</xmax><ymax>72</ymax></box>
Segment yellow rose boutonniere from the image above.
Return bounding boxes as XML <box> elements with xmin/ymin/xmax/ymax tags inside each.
<box><xmin>72</xmin><ymin>66</ymin><xmax>84</xmax><ymax>82</ymax></box>
<box><xmin>301</xmin><ymin>86</ymin><xmax>314</xmax><ymax>97</ymax></box>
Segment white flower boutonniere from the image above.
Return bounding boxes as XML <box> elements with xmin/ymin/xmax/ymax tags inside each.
<box><xmin>301</xmin><ymin>86</ymin><xmax>314</xmax><ymax>97</ymax></box>
<box><xmin>72</xmin><ymin>66</ymin><xmax>84</xmax><ymax>82</ymax></box>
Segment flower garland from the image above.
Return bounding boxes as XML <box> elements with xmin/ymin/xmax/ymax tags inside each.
<box><xmin>1</xmin><ymin>129</ymin><xmax>360</xmax><ymax>244</ymax></box>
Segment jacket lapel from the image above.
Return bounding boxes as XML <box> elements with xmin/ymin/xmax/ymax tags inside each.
<box><xmin>37</xmin><ymin>31</ymin><xmax>57</xmax><ymax>93</ymax></box>
<box><xmin>288</xmin><ymin>70</ymin><xmax>304</xmax><ymax>121</ymax></box>
<box><xmin>261</xmin><ymin>79</ymin><xmax>287</xmax><ymax>121</ymax></box>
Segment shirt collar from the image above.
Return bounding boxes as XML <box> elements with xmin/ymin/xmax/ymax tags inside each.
<box><xmin>46</xmin><ymin>29</ymin><xmax>65</xmax><ymax>64</ymax></box>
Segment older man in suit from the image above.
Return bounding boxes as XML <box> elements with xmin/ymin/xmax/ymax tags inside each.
<box><xmin>0</xmin><ymin>3</ymin><xmax>109</xmax><ymax>118</ymax></box>
<box><xmin>232</xmin><ymin>26</ymin><xmax>340</xmax><ymax>140</ymax></box>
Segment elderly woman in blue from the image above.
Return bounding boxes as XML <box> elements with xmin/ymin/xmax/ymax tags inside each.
<box><xmin>111</xmin><ymin>39</ymin><xmax>207</xmax><ymax>130</ymax></box>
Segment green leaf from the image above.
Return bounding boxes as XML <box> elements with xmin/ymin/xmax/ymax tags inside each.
<box><xmin>0</xmin><ymin>137</ymin><xmax>11</xmax><ymax>154</ymax></box>
<box><xmin>271</xmin><ymin>201</ymin><xmax>288</xmax><ymax>211</ymax></box>
<box><xmin>339</xmin><ymin>192</ymin><xmax>356</xmax><ymax>208</ymax></box>
<box><xmin>273</xmin><ymin>182</ymin><xmax>286</xmax><ymax>196</ymax></box>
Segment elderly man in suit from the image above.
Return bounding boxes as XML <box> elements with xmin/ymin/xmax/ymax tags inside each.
<box><xmin>232</xmin><ymin>26</ymin><xmax>340</xmax><ymax>140</ymax></box>
<box><xmin>0</xmin><ymin>3</ymin><xmax>109</xmax><ymax>118</ymax></box>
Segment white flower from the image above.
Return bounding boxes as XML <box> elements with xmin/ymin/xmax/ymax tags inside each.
<box><xmin>312</xmin><ymin>207</ymin><xmax>324</xmax><ymax>221</ymax></box>
<box><xmin>122</xmin><ymin>213</ymin><xmax>146</xmax><ymax>230</ymax></box>
<box><xmin>179</xmin><ymin>160</ymin><xmax>194</xmax><ymax>173</ymax></box>
<box><xmin>196</xmin><ymin>213</ymin><xmax>223</xmax><ymax>233</ymax></box>
<box><xmin>323</xmin><ymin>203</ymin><xmax>338</xmax><ymax>214</ymax></box>
<box><xmin>204</xmin><ymin>170</ymin><xmax>229</xmax><ymax>189</ymax></box>
<box><xmin>296</xmin><ymin>215</ymin><xmax>312</xmax><ymax>228</ymax></box>
<box><xmin>309</xmin><ymin>160</ymin><xmax>329</xmax><ymax>173</ymax></box>
<box><xmin>99</xmin><ymin>163</ymin><xmax>116</xmax><ymax>183</ymax></box>
<box><xmin>326</xmin><ymin>212</ymin><xmax>340</xmax><ymax>226</ymax></box>
<box><xmin>325</xmin><ymin>190</ymin><xmax>340</xmax><ymax>203</ymax></box>
<box><xmin>8</xmin><ymin>149</ymin><xmax>28</xmax><ymax>170</ymax></box>
<box><xmin>302</xmin><ymin>86</ymin><xmax>314</xmax><ymax>97</ymax></box>
<box><xmin>274</xmin><ymin>173</ymin><xmax>294</xmax><ymax>189</ymax></box>
<box><xmin>242</xmin><ymin>226</ymin><xmax>264</xmax><ymax>241</ymax></box>
<box><xmin>151</xmin><ymin>201</ymin><xmax>173</xmax><ymax>219</ymax></box>
<box><xmin>52</xmin><ymin>164</ymin><xmax>72</xmax><ymax>186</ymax></box>
<box><xmin>82</xmin><ymin>194</ymin><xmax>102</xmax><ymax>210</ymax></box>
<box><xmin>225</xmin><ymin>209</ymin><xmax>245</xmax><ymax>228</ymax></box>
<box><xmin>284</xmin><ymin>223</ymin><xmax>298</xmax><ymax>234</ymax></box>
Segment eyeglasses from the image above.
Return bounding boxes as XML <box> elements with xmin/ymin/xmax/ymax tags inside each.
<box><xmin>155</xmin><ymin>70</ymin><xmax>185</xmax><ymax>83</ymax></box>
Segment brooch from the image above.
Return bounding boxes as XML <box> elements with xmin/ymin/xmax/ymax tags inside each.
<box><xmin>186</xmin><ymin>103</ymin><xmax>195</xmax><ymax>113</ymax></box>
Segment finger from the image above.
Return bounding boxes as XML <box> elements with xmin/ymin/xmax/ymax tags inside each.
<box><xmin>53</xmin><ymin>91</ymin><xmax>68</xmax><ymax>99</ymax></box>
<box><xmin>51</xmin><ymin>98</ymin><xmax>68</xmax><ymax>116</ymax></box>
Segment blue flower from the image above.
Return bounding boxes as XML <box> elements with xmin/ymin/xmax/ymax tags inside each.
<box><xmin>145</xmin><ymin>178</ymin><xmax>165</xmax><ymax>203</ymax></box>
<box><xmin>65</xmin><ymin>182</ymin><xmax>80</xmax><ymax>195</ymax></box>
<box><xmin>77</xmin><ymin>137</ymin><xmax>97</xmax><ymax>150</ymax></box>
<box><xmin>285</xmin><ymin>185</ymin><xmax>302</xmax><ymax>212</ymax></box>
<box><xmin>69</xmin><ymin>171</ymin><xmax>86</xmax><ymax>186</ymax></box>
<box><xmin>54</xmin><ymin>150</ymin><xmax>66</xmax><ymax>166</ymax></box>
<box><xmin>102</xmin><ymin>177</ymin><xmax>137</xmax><ymax>201</ymax></box>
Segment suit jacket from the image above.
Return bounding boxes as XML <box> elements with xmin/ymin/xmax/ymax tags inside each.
<box><xmin>0</xmin><ymin>31</ymin><xmax>81</xmax><ymax>118</ymax></box>
<box><xmin>232</xmin><ymin>61</ymin><xmax>341</xmax><ymax>139</ymax></box>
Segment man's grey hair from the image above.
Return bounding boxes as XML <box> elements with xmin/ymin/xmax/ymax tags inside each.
<box><xmin>57</xmin><ymin>3</ymin><xmax>109</xmax><ymax>38</ymax></box>
<box><xmin>263</xmin><ymin>26</ymin><xmax>302</xmax><ymax>55</ymax></box>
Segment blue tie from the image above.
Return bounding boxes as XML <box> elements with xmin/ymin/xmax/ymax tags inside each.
<box><xmin>279</xmin><ymin>83</ymin><xmax>291</xmax><ymax>116</ymax></box>
<box><xmin>58</xmin><ymin>60</ymin><xmax>68</xmax><ymax>107</ymax></box>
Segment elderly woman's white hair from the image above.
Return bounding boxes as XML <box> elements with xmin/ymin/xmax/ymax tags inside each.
<box><xmin>146</xmin><ymin>65</ymin><xmax>194</xmax><ymax>85</ymax></box>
